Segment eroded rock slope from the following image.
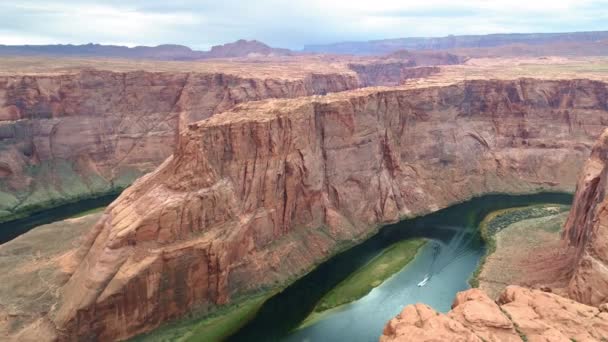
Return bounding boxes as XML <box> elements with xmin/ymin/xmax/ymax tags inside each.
<box><xmin>0</xmin><ymin>69</ymin><xmax>358</xmax><ymax>220</ymax></box>
<box><xmin>22</xmin><ymin>78</ymin><xmax>608</xmax><ymax>340</ymax></box>
<box><xmin>564</xmin><ymin>128</ymin><xmax>608</xmax><ymax>305</ymax></box>
<box><xmin>384</xmin><ymin>128</ymin><xmax>608</xmax><ymax>342</ymax></box>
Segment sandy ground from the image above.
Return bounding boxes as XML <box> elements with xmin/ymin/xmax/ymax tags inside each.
<box><xmin>0</xmin><ymin>213</ymin><xmax>101</xmax><ymax>336</ymax></box>
<box><xmin>478</xmin><ymin>211</ymin><xmax>575</xmax><ymax>299</ymax></box>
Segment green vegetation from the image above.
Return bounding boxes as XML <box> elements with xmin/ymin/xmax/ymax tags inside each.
<box><xmin>500</xmin><ymin>308</ymin><xmax>528</xmax><ymax>342</ymax></box>
<box><xmin>132</xmin><ymin>293</ymin><xmax>273</xmax><ymax>342</ymax></box>
<box><xmin>314</xmin><ymin>238</ymin><xmax>426</xmax><ymax>312</ymax></box>
<box><xmin>0</xmin><ymin>187</ymin><xmax>124</xmax><ymax>224</ymax></box>
<box><xmin>0</xmin><ymin>159</ymin><xmax>141</xmax><ymax>223</ymax></box>
<box><xmin>469</xmin><ymin>204</ymin><xmax>570</xmax><ymax>287</ymax></box>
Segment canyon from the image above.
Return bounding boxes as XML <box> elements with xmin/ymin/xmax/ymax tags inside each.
<box><xmin>563</xmin><ymin>127</ymin><xmax>608</xmax><ymax>306</ymax></box>
<box><xmin>4</xmin><ymin>74</ymin><xmax>608</xmax><ymax>340</ymax></box>
<box><xmin>1</xmin><ymin>52</ymin><xmax>608</xmax><ymax>341</ymax></box>
<box><xmin>0</xmin><ymin>54</ymin><xmax>465</xmax><ymax>224</ymax></box>
<box><xmin>382</xmin><ymin>126</ymin><xmax>608</xmax><ymax>341</ymax></box>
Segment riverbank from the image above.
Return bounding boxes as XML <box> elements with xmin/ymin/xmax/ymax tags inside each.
<box><xmin>314</xmin><ymin>239</ymin><xmax>426</xmax><ymax>312</ymax></box>
<box><xmin>0</xmin><ymin>187</ymin><xmax>124</xmax><ymax>224</ymax></box>
<box><xmin>470</xmin><ymin>204</ymin><xmax>573</xmax><ymax>296</ymax></box>
<box><xmin>0</xmin><ymin>191</ymin><xmax>120</xmax><ymax>244</ymax></box>
<box><xmin>132</xmin><ymin>292</ymin><xmax>277</xmax><ymax>342</ymax></box>
<box><xmin>0</xmin><ymin>192</ymin><xmax>572</xmax><ymax>342</ymax></box>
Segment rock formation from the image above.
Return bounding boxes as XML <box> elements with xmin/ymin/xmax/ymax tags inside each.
<box><xmin>348</xmin><ymin>64</ymin><xmax>440</xmax><ymax>86</ymax></box>
<box><xmin>348</xmin><ymin>49</ymin><xmax>464</xmax><ymax>86</ymax></box>
<box><xmin>384</xmin><ymin>50</ymin><xmax>465</xmax><ymax>65</ymax></box>
<box><xmin>383</xmin><ymin>128</ymin><xmax>608</xmax><ymax>342</ymax></box>
<box><xmin>0</xmin><ymin>54</ymin><xmax>466</xmax><ymax>224</ymax></box>
<box><xmin>0</xmin><ymin>69</ymin><xmax>359</xmax><ymax>222</ymax></box>
<box><xmin>381</xmin><ymin>286</ymin><xmax>608</xmax><ymax>341</ymax></box>
<box><xmin>16</xmin><ymin>78</ymin><xmax>608</xmax><ymax>340</ymax></box>
<box><xmin>563</xmin><ymin>128</ymin><xmax>608</xmax><ymax>306</ymax></box>
<box><xmin>206</xmin><ymin>39</ymin><xmax>293</xmax><ymax>58</ymax></box>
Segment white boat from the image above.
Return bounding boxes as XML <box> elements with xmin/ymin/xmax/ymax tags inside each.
<box><xmin>417</xmin><ymin>275</ymin><xmax>430</xmax><ymax>287</ymax></box>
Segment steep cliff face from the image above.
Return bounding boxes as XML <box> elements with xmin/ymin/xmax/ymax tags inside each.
<box><xmin>348</xmin><ymin>63</ymin><xmax>440</xmax><ymax>86</ymax></box>
<box><xmin>563</xmin><ymin>128</ymin><xmax>608</xmax><ymax>305</ymax></box>
<box><xmin>303</xmin><ymin>30</ymin><xmax>608</xmax><ymax>55</ymax></box>
<box><xmin>384</xmin><ymin>128</ymin><xmax>608</xmax><ymax>342</ymax></box>
<box><xmin>381</xmin><ymin>286</ymin><xmax>608</xmax><ymax>341</ymax></box>
<box><xmin>0</xmin><ymin>70</ymin><xmax>358</xmax><ymax>221</ymax></box>
<box><xmin>27</xmin><ymin>78</ymin><xmax>608</xmax><ymax>340</ymax></box>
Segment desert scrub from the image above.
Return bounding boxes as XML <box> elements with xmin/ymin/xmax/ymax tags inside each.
<box><xmin>314</xmin><ymin>238</ymin><xmax>426</xmax><ymax>312</ymax></box>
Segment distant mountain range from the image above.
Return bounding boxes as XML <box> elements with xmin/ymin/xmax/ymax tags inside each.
<box><xmin>0</xmin><ymin>39</ymin><xmax>295</xmax><ymax>60</ymax></box>
<box><xmin>303</xmin><ymin>30</ymin><xmax>608</xmax><ymax>55</ymax></box>
<box><xmin>3</xmin><ymin>30</ymin><xmax>608</xmax><ymax>60</ymax></box>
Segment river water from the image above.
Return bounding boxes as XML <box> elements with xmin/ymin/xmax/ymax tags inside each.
<box><xmin>229</xmin><ymin>193</ymin><xmax>572</xmax><ymax>342</ymax></box>
<box><xmin>0</xmin><ymin>193</ymin><xmax>119</xmax><ymax>244</ymax></box>
<box><xmin>0</xmin><ymin>192</ymin><xmax>572</xmax><ymax>341</ymax></box>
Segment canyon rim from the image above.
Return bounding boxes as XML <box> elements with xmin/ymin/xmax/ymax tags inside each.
<box><xmin>3</xmin><ymin>4</ymin><xmax>608</xmax><ymax>341</ymax></box>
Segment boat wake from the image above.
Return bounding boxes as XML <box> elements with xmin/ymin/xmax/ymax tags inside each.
<box><xmin>417</xmin><ymin>275</ymin><xmax>430</xmax><ymax>287</ymax></box>
<box><xmin>418</xmin><ymin>227</ymin><xmax>478</xmax><ymax>287</ymax></box>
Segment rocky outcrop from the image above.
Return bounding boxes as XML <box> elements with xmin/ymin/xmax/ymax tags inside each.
<box><xmin>348</xmin><ymin>50</ymin><xmax>463</xmax><ymax>86</ymax></box>
<box><xmin>0</xmin><ymin>40</ymin><xmax>295</xmax><ymax>60</ymax></box>
<box><xmin>348</xmin><ymin>63</ymin><xmax>440</xmax><ymax>86</ymax></box>
<box><xmin>0</xmin><ymin>69</ymin><xmax>359</xmax><ymax>222</ymax></box>
<box><xmin>563</xmin><ymin>128</ymin><xmax>608</xmax><ymax>305</ymax></box>
<box><xmin>381</xmin><ymin>286</ymin><xmax>608</xmax><ymax>341</ymax></box>
<box><xmin>19</xmin><ymin>78</ymin><xmax>608</xmax><ymax>340</ymax></box>
<box><xmin>206</xmin><ymin>39</ymin><xmax>294</xmax><ymax>58</ymax></box>
<box><xmin>384</xmin><ymin>50</ymin><xmax>465</xmax><ymax>65</ymax></box>
<box><xmin>387</xmin><ymin>126</ymin><xmax>608</xmax><ymax>342</ymax></box>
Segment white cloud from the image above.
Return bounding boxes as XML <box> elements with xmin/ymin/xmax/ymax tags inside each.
<box><xmin>0</xmin><ymin>0</ymin><xmax>607</xmax><ymax>49</ymax></box>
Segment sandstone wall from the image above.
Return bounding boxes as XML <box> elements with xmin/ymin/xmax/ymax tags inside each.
<box><xmin>563</xmin><ymin>128</ymin><xmax>608</xmax><ymax>306</ymax></box>
<box><xmin>36</xmin><ymin>78</ymin><xmax>608</xmax><ymax>340</ymax></box>
<box><xmin>0</xmin><ymin>70</ymin><xmax>359</xmax><ymax>220</ymax></box>
<box><xmin>348</xmin><ymin>63</ymin><xmax>440</xmax><ymax>86</ymax></box>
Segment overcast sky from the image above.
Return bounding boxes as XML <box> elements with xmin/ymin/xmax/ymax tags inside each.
<box><xmin>2</xmin><ymin>0</ymin><xmax>608</xmax><ymax>50</ymax></box>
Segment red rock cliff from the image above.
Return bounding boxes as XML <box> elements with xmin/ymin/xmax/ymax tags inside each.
<box><xmin>29</xmin><ymin>78</ymin><xmax>608</xmax><ymax>340</ymax></box>
<box><xmin>0</xmin><ymin>69</ymin><xmax>358</xmax><ymax>220</ymax></box>
<box><xmin>563</xmin><ymin>128</ymin><xmax>608</xmax><ymax>305</ymax></box>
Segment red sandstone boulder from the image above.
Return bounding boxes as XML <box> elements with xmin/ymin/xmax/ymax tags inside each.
<box><xmin>382</xmin><ymin>286</ymin><xmax>608</xmax><ymax>342</ymax></box>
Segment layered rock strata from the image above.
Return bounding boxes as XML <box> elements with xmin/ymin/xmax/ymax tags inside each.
<box><xmin>563</xmin><ymin>129</ymin><xmax>608</xmax><ymax>305</ymax></box>
<box><xmin>0</xmin><ymin>58</ymin><xmax>457</xmax><ymax>223</ymax></box>
<box><xmin>348</xmin><ymin>64</ymin><xmax>441</xmax><ymax>86</ymax></box>
<box><xmin>381</xmin><ymin>286</ymin><xmax>608</xmax><ymax>341</ymax></box>
<box><xmin>14</xmin><ymin>78</ymin><xmax>608</xmax><ymax>340</ymax></box>
<box><xmin>0</xmin><ymin>69</ymin><xmax>359</xmax><ymax>221</ymax></box>
<box><xmin>384</xmin><ymin>128</ymin><xmax>608</xmax><ymax>342</ymax></box>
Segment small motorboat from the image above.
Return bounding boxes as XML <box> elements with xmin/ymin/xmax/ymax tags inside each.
<box><xmin>417</xmin><ymin>275</ymin><xmax>430</xmax><ymax>287</ymax></box>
